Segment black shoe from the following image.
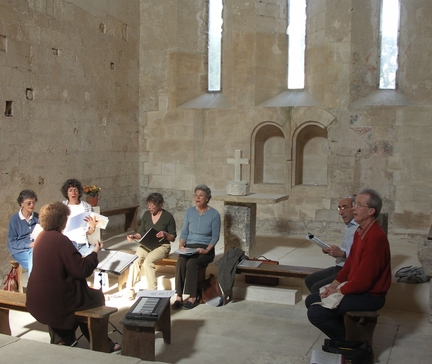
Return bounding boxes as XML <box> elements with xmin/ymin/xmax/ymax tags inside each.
<box><xmin>172</xmin><ymin>300</ymin><xmax>183</xmax><ymax>310</ymax></box>
<box><xmin>182</xmin><ymin>300</ymin><xmax>200</xmax><ymax>310</ymax></box>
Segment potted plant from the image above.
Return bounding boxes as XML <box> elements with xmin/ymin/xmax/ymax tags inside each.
<box><xmin>84</xmin><ymin>184</ymin><xmax>101</xmax><ymax>207</ymax></box>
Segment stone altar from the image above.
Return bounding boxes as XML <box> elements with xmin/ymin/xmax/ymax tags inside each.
<box><xmin>212</xmin><ymin>192</ymin><xmax>289</xmax><ymax>257</ymax></box>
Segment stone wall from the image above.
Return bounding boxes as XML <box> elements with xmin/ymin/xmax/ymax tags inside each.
<box><xmin>2</xmin><ymin>0</ymin><xmax>432</xmax><ymax>277</ymax></box>
<box><xmin>140</xmin><ymin>0</ymin><xmax>432</xmax><ymax>242</ymax></box>
<box><xmin>0</xmin><ymin>0</ymin><xmax>140</xmax><ymax>275</ymax></box>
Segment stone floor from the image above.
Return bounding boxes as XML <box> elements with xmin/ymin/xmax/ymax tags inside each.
<box><xmin>3</xmin><ymin>232</ymin><xmax>432</xmax><ymax>363</ymax></box>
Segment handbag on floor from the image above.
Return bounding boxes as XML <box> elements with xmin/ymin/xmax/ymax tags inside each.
<box><xmin>200</xmin><ymin>274</ymin><xmax>223</xmax><ymax>306</ymax></box>
<box><xmin>3</xmin><ymin>265</ymin><xmax>19</xmax><ymax>291</ymax></box>
<box><xmin>245</xmin><ymin>255</ymin><xmax>279</xmax><ymax>286</ymax></box>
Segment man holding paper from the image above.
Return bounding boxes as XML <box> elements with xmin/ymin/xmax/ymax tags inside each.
<box><xmin>306</xmin><ymin>188</ymin><xmax>391</xmax><ymax>342</ymax></box>
<box><xmin>305</xmin><ymin>196</ymin><xmax>358</xmax><ymax>293</ymax></box>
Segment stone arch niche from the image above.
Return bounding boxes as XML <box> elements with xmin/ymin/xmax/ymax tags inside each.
<box><xmin>292</xmin><ymin>122</ymin><xmax>328</xmax><ymax>186</ymax></box>
<box><xmin>252</xmin><ymin>122</ymin><xmax>286</xmax><ymax>185</ymax></box>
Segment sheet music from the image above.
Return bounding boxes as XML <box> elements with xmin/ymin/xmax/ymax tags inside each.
<box><xmin>137</xmin><ymin>289</ymin><xmax>175</xmax><ymax>298</ymax></box>
<box><xmin>64</xmin><ymin>212</ymin><xmax>109</xmax><ymax>233</ymax></box>
<box><xmin>306</xmin><ymin>233</ymin><xmax>331</xmax><ymax>249</ymax></box>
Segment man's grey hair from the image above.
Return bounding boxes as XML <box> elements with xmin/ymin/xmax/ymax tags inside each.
<box><xmin>357</xmin><ymin>188</ymin><xmax>382</xmax><ymax>218</ymax></box>
<box><xmin>195</xmin><ymin>184</ymin><xmax>212</xmax><ymax>200</ymax></box>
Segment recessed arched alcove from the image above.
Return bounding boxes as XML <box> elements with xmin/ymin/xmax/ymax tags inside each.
<box><xmin>293</xmin><ymin>123</ymin><xmax>328</xmax><ymax>186</ymax></box>
<box><xmin>252</xmin><ymin>123</ymin><xmax>286</xmax><ymax>185</ymax></box>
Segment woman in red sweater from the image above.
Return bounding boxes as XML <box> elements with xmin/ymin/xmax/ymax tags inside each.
<box><xmin>306</xmin><ymin>188</ymin><xmax>391</xmax><ymax>342</ymax></box>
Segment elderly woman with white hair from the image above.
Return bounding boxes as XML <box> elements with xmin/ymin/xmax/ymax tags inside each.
<box><xmin>172</xmin><ymin>184</ymin><xmax>221</xmax><ymax>310</ymax></box>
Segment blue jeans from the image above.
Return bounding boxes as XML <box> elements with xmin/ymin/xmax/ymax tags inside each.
<box><xmin>306</xmin><ymin>291</ymin><xmax>385</xmax><ymax>341</ymax></box>
<box><xmin>12</xmin><ymin>249</ymin><xmax>33</xmax><ymax>276</ymax></box>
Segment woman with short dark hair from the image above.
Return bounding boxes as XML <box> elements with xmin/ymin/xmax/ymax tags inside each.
<box><xmin>26</xmin><ymin>201</ymin><xmax>120</xmax><ymax>351</ymax></box>
<box><xmin>7</xmin><ymin>189</ymin><xmax>40</xmax><ymax>275</ymax></box>
<box><xmin>125</xmin><ymin>192</ymin><xmax>177</xmax><ymax>299</ymax></box>
<box><xmin>60</xmin><ymin>178</ymin><xmax>98</xmax><ymax>256</ymax></box>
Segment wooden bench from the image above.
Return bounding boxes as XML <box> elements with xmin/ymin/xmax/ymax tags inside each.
<box><xmin>101</xmin><ymin>205</ymin><xmax>140</xmax><ymax>232</ymax></box>
<box><xmin>0</xmin><ymin>291</ymin><xmax>118</xmax><ymax>353</ymax></box>
<box><xmin>236</xmin><ymin>263</ymin><xmax>321</xmax><ymax>279</ymax></box>
<box><xmin>344</xmin><ymin>310</ymin><xmax>378</xmax><ymax>364</ymax></box>
<box><xmin>155</xmin><ymin>256</ymin><xmax>320</xmax><ymax>279</ymax></box>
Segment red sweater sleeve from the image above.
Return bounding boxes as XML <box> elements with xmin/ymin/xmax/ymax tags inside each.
<box><xmin>336</xmin><ymin>222</ymin><xmax>391</xmax><ymax>296</ymax></box>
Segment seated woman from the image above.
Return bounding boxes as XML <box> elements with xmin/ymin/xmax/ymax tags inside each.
<box><xmin>7</xmin><ymin>189</ymin><xmax>40</xmax><ymax>276</ymax></box>
<box><xmin>172</xmin><ymin>184</ymin><xmax>221</xmax><ymax>310</ymax></box>
<box><xmin>60</xmin><ymin>178</ymin><xmax>98</xmax><ymax>256</ymax></box>
<box><xmin>126</xmin><ymin>193</ymin><xmax>177</xmax><ymax>299</ymax></box>
<box><xmin>26</xmin><ymin>201</ymin><xmax>120</xmax><ymax>351</ymax></box>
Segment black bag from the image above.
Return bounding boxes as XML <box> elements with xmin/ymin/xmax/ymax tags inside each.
<box><xmin>322</xmin><ymin>339</ymin><xmax>372</xmax><ymax>364</ymax></box>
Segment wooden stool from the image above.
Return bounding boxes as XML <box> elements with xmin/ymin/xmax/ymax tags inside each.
<box><xmin>344</xmin><ymin>311</ymin><xmax>379</xmax><ymax>364</ymax></box>
<box><xmin>9</xmin><ymin>261</ymin><xmax>23</xmax><ymax>293</ymax></box>
<box><xmin>120</xmin><ymin>297</ymin><xmax>170</xmax><ymax>361</ymax></box>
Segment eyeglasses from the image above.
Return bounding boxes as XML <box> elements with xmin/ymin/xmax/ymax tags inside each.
<box><xmin>337</xmin><ymin>206</ymin><xmax>349</xmax><ymax>211</ymax></box>
<box><xmin>354</xmin><ymin>202</ymin><xmax>369</xmax><ymax>208</ymax></box>
<box><xmin>22</xmin><ymin>201</ymin><xmax>36</xmax><ymax>206</ymax></box>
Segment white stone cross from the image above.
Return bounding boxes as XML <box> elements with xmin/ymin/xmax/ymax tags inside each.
<box><xmin>227</xmin><ymin>149</ymin><xmax>249</xmax><ymax>182</ymax></box>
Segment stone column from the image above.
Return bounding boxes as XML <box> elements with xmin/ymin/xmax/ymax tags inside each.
<box><xmin>418</xmin><ymin>239</ymin><xmax>432</xmax><ymax>323</ymax></box>
<box><xmin>223</xmin><ymin>202</ymin><xmax>256</xmax><ymax>257</ymax></box>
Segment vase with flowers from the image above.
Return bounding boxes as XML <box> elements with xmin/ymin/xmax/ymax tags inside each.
<box><xmin>84</xmin><ymin>185</ymin><xmax>101</xmax><ymax>207</ymax></box>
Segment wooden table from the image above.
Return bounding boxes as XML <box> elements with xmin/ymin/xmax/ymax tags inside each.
<box><xmin>101</xmin><ymin>205</ymin><xmax>140</xmax><ymax>232</ymax></box>
<box><xmin>120</xmin><ymin>297</ymin><xmax>171</xmax><ymax>361</ymax></box>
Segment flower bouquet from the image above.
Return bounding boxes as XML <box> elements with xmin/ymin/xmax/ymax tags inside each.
<box><xmin>84</xmin><ymin>185</ymin><xmax>101</xmax><ymax>197</ymax></box>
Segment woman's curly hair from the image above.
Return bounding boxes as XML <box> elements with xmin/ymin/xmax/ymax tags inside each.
<box><xmin>39</xmin><ymin>202</ymin><xmax>70</xmax><ymax>231</ymax></box>
<box><xmin>60</xmin><ymin>178</ymin><xmax>83</xmax><ymax>201</ymax></box>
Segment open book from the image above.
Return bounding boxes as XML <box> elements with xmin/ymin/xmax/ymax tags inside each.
<box><xmin>136</xmin><ymin>228</ymin><xmax>166</xmax><ymax>252</ymax></box>
<box><xmin>64</xmin><ymin>212</ymin><xmax>109</xmax><ymax>233</ymax></box>
<box><xmin>306</xmin><ymin>233</ymin><xmax>331</xmax><ymax>249</ymax></box>
<box><xmin>96</xmin><ymin>250</ymin><xmax>138</xmax><ymax>275</ymax></box>
<box><xmin>174</xmin><ymin>247</ymin><xmax>199</xmax><ymax>256</ymax></box>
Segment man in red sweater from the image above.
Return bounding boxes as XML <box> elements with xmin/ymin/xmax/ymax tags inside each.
<box><xmin>306</xmin><ymin>188</ymin><xmax>391</xmax><ymax>342</ymax></box>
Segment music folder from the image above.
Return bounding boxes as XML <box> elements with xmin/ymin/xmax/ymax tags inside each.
<box><xmin>136</xmin><ymin>228</ymin><xmax>165</xmax><ymax>252</ymax></box>
<box><xmin>125</xmin><ymin>297</ymin><xmax>162</xmax><ymax>320</ymax></box>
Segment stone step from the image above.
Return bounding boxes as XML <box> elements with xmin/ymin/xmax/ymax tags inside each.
<box><xmin>232</xmin><ymin>281</ymin><xmax>302</xmax><ymax>305</ymax></box>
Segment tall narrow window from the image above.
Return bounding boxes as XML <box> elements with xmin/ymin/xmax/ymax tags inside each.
<box><xmin>208</xmin><ymin>0</ymin><xmax>223</xmax><ymax>92</ymax></box>
<box><xmin>379</xmin><ymin>0</ymin><xmax>400</xmax><ymax>89</ymax></box>
<box><xmin>287</xmin><ymin>0</ymin><xmax>306</xmax><ymax>89</ymax></box>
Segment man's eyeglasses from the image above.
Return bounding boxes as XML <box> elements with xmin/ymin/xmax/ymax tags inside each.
<box><xmin>23</xmin><ymin>201</ymin><xmax>36</xmax><ymax>206</ymax></box>
<box><xmin>337</xmin><ymin>206</ymin><xmax>349</xmax><ymax>211</ymax></box>
<box><xmin>354</xmin><ymin>202</ymin><xmax>369</xmax><ymax>208</ymax></box>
